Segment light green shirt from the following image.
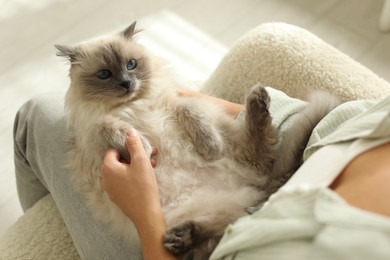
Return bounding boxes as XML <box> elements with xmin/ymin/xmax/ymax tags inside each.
<box><xmin>212</xmin><ymin>88</ymin><xmax>390</xmax><ymax>260</ymax></box>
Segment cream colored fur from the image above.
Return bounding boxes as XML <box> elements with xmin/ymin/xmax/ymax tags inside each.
<box><xmin>64</xmin><ymin>40</ymin><xmax>270</xmax><ymax>256</ymax></box>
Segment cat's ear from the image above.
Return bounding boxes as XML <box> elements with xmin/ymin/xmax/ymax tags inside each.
<box><xmin>54</xmin><ymin>44</ymin><xmax>79</xmax><ymax>62</ymax></box>
<box><xmin>121</xmin><ymin>21</ymin><xmax>141</xmax><ymax>39</ymax></box>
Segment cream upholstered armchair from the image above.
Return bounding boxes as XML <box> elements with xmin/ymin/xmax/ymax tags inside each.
<box><xmin>1</xmin><ymin>22</ymin><xmax>389</xmax><ymax>259</ymax></box>
<box><xmin>380</xmin><ymin>0</ymin><xmax>390</xmax><ymax>31</ymax></box>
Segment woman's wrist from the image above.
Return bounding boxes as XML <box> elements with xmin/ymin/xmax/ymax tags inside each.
<box><xmin>133</xmin><ymin>207</ymin><xmax>177</xmax><ymax>260</ymax></box>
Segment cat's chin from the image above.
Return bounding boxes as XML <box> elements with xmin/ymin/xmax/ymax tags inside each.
<box><xmin>113</xmin><ymin>92</ymin><xmax>140</xmax><ymax>106</ymax></box>
<box><xmin>125</xmin><ymin>88</ymin><xmax>138</xmax><ymax>97</ymax></box>
<box><xmin>115</xmin><ymin>87</ymin><xmax>136</xmax><ymax>99</ymax></box>
<box><xmin>118</xmin><ymin>83</ymin><xmax>143</xmax><ymax>99</ymax></box>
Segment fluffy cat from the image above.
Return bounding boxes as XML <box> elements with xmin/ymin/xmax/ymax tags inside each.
<box><xmin>56</xmin><ymin>22</ymin><xmax>339</xmax><ymax>259</ymax></box>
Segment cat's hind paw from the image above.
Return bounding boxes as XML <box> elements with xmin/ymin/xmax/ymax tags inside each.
<box><xmin>245</xmin><ymin>84</ymin><xmax>273</xmax><ymax>128</ymax></box>
<box><xmin>246</xmin><ymin>84</ymin><xmax>270</xmax><ymax>115</ymax></box>
<box><xmin>163</xmin><ymin>221</ymin><xmax>197</xmax><ymax>256</ymax></box>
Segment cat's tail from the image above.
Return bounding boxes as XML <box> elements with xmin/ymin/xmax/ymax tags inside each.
<box><xmin>265</xmin><ymin>90</ymin><xmax>342</xmax><ymax>195</ymax></box>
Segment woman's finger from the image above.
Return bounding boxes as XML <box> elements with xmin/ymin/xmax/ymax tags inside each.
<box><xmin>126</xmin><ymin>129</ymin><xmax>150</xmax><ymax>162</ymax></box>
<box><xmin>151</xmin><ymin>146</ymin><xmax>158</xmax><ymax>156</ymax></box>
<box><xmin>102</xmin><ymin>148</ymin><xmax>126</xmax><ymax>175</ymax></box>
<box><xmin>151</xmin><ymin>159</ymin><xmax>157</xmax><ymax>168</ymax></box>
<box><xmin>103</xmin><ymin>148</ymin><xmax>121</xmax><ymax>165</ymax></box>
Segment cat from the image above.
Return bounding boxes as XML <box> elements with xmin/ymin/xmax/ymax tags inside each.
<box><xmin>55</xmin><ymin>21</ymin><xmax>340</xmax><ymax>260</ymax></box>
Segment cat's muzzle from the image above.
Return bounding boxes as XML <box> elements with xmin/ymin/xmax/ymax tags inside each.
<box><xmin>119</xmin><ymin>80</ymin><xmax>132</xmax><ymax>89</ymax></box>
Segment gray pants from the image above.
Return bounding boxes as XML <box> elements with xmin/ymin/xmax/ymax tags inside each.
<box><xmin>14</xmin><ymin>92</ymin><xmax>136</xmax><ymax>259</ymax></box>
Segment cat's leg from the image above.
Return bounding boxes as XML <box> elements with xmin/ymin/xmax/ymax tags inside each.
<box><xmin>97</xmin><ymin>115</ymin><xmax>152</xmax><ymax>162</ymax></box>
<box><xmin>163</xmin><ymin>212</ymin><xmax>246</xmax><ymax>258</ymax></box>
<box><xmin>234</xmin><ymin>84</ymin><xmax>279</xmax><ymax>181</ymax></box>
<box><xmin>175</xmin><ymin>101</ymin><xmax>224</xmax><ymax>161</ymax></box>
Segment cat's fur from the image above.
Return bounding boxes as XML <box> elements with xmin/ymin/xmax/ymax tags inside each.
<box><xmin>56</xmin><ymin>22</ymin><xmax>340</xmax><ymax>260</ymax></box>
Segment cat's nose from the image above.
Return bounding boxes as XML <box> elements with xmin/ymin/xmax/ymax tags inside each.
<box><xmin>119</xmin><ymin>80</ymin><xmax>131</xmax><ymax>89</ymax></box>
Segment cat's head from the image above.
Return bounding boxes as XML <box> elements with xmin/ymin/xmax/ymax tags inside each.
<box><xmin>56</xmin><ymin>22</ymin><xmax>152</xmax><ymax>107</ymax></box>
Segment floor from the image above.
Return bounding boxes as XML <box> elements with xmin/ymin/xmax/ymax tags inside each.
<box><xmin>1</xmin><ymin>0</ymin><xmax>389</xmax><ymax>237</ymax></box>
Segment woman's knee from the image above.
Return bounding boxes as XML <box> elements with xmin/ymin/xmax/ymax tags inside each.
<box><xmin>14</xmin><ymin>92</ymin><xmax>65</xmax><ymax>134</ymax></box>
<box><xmin>201</xmin><ymin>23</ymin><xmax>318</xmax><ymax>101</ymax></box>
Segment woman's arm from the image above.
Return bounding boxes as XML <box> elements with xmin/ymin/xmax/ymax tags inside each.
<box><xmin>177</xmin><ymin>88</ymin><xmax>244</xmax><ymax>118</ymax></box>
<box><xmin>101</xmin><ymin>129</ymin><xmax>177</xmax><ymax>260</ymax></box>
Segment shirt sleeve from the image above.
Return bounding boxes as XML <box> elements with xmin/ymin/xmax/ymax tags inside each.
<box><xmin>303</xmin><ymin>97</ymin><xmax>388</xmax><ymax>160</ymax></box>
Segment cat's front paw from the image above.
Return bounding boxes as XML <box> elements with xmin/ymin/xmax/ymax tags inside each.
<box><xmin>176</xmin><ymin>102</ymin><xmax>224</xmax><ymax>161</ymax></box>
<box><xmin>139</xmin><ymin>134</ymin><xmax>153</xmax><ymax>158</ymax></box>
<box><xmin>163</xmin><ymin>221</ymin><xmax>197</xmax><ymax>256</ymax></box>
<box><xmin>196</xmin><ymin>134</ymin><xmax>224</xmax><ymax>161</ymax></box>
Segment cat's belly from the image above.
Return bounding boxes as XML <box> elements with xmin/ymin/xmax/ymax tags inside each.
<box><xmin>154</xmin><ymin>159</ymin><xmax>265</xmax><ymax>227</ymax></box>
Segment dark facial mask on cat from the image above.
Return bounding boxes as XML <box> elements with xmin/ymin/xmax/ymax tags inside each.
<box><xmin>55</xmin><ymin>21</ymin><xmax>152</xmax><ymax>104</ymax></box>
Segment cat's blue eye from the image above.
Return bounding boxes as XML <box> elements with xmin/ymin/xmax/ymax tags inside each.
<box><xmin>127</xmin><ymin>59</ymin><xmax>137</xmax><ymax>70</ymax></box>
<box><xmin>97</xmin><ymin>70</ymin><xmax>112</xmax><ymax>80</ymax></box>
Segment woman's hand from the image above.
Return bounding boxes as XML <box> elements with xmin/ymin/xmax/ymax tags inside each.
<box><xmin>101</xmin><ymin>129</ymin><xmax>176</xmax><ymax>260</ymax></box>
<box><xmin>101</xmin><ymin>129</ymin><xmax>159</xmax><ymax>224</ymax></box>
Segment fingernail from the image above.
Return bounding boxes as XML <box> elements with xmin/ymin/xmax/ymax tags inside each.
<box><xmin>127</xmin><ymin>128</ymin><xmax>137</xmax><ymax>137</ymax></box>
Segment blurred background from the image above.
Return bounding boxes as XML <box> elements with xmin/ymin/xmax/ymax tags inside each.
<box><xmin>1</xmin><ymin>0</ymin><xmax>389</xmax><ymax>236</ymax></box>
